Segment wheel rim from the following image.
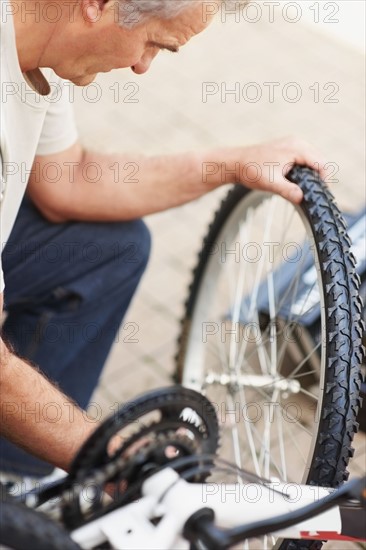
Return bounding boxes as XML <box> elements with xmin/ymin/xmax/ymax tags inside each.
<box><xmin>181</xmin><ymin>192</ymin><xmax>327</xmax><ymax>549</ymax></box>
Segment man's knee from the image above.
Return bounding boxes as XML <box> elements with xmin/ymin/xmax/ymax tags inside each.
<box><xmin>112</xmin><ymin>218</ymin><xmax>151</xmax><ymax>278</ymax></box>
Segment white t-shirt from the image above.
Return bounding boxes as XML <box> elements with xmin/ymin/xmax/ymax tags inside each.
<box><xmin>0</xmin><ymin>0</ymin><xmax>78</xmax><ymax>292</ymax></box>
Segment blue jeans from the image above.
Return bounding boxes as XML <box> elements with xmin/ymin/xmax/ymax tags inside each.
<box><xmin>0</xmin><ymin>196</ymin><xmax>151</xmax><ymax>476</ymax></box>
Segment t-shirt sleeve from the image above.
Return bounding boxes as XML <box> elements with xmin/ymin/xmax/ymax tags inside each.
<box><xmin>35</xmin><ymin>77</ymin><xmax>78</xmax><ymax>156</ymax></box>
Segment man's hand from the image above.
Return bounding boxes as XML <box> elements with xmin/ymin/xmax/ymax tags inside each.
<box><xmin>202</xmin><ymin>136</ymin><xmax>328</xmax><ymax>204</ymax></box>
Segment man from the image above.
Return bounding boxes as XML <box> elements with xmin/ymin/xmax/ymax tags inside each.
<box><xmin>0</xmin><ymin>0</ymin><xmax>327</xmax><ymax>482</ymax></box>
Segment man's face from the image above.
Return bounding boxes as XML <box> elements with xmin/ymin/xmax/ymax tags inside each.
<box><xmin>50</xmin><ymin>1</ymin><xmax>215</xmax><ymax>85</ymax></box>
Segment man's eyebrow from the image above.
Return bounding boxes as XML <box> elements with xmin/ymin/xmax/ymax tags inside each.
<box><xmin>147</xmin><ymin>41</ymin><xmax>180</xmax><ymax>53</ymax></box>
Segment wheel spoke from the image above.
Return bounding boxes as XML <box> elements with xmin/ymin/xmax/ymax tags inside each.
<box><xmin>278</xmin><ymin>404</ymin><xmax>312</xmax><ymax>437</ymax></box>
<box><xmin>226</xmin><ymin>394</ymin><xmax>244</xmax><ymax>483</ymax></box>
<box><xmin>235</xmin><ymin>197</ymin><xmax>277</xmax><ymax>371</ymax></box>
<box><xmin>252</xmin><ymin>310</ymin><xmax>271</xmax><ymax>375</ymax></box>
<box><xmin>235</xmin><ymin>386</ymin><xmax>262</xmax><ymax>477</ymax></box>
<box><xmin>276</xmin><ymin>398</ymin><xmax>288</xmax><ymax>480</ymax></box>
<box><xmin>267</xmin><ymin>270</ymin><xmax>277</xmax><ymax>378</ymax></box>
<box><xmin>229</xmin><ymin>219</ymin><xmax>251</xmax><ymax>370</ymax></box>
<box><xmin>262</xmin><ymin>255</ymin><xmax>306</xmax><ymax>324</ymax></box>
<box><xmin>282</xmin><ymin>418</ymin><xmax>308</xmax><ymax>463</ymax></box>
<box><xmin>206</xmin><ymin>336</ymin><xmax>230</xmax><ymax>371</ymax></box>
<box><xmin>298</xmin><ymin>386</ymin><xmax>318</xmax><ymax>400</ymax></box>
<box><xmin>292</xmin><ymin>369</ymin><xmax>318</xmax><ymax>379</ymax></box>
<box><xmin>286</xmin><ymin>341</ymin><xmax>321</xmax><ymax>380</ymax></box>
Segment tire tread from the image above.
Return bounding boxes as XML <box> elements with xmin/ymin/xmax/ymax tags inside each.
<box><xmin>175</xmin><ymin>166</ymin><xmax>364</xmax><ymax>550</ymax></box>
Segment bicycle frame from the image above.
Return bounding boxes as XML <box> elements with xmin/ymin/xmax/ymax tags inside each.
<box><xmin>70</xmin><ymin>469</ymin><xmax>366</xmax><ymax>549</ymax></box>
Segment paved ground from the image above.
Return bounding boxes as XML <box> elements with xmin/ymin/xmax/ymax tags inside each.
<box><xmin>74</xmin><ymin>6</ymin><xmax>365</xmax><ymax>549</ymax></box>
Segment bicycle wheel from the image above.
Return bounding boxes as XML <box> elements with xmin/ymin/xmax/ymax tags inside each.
<box><xmin>175</xmin><ymin>166</ymin><xmax>364</xmax><ymax>550</ymax></box>
<box><xmin>0</xmin><ymin>499</ymin><xmax>80</xmax><ymax>550</ymax></box>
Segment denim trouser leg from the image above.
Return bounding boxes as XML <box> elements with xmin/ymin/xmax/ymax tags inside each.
<box><xmin>0</xmin><ymin>197</ymin><xmax>151</xmax><ymax>477</ymax></box>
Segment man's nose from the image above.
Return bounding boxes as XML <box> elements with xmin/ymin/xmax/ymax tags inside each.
<box><xmin>131</xmin><ymin>49</ymin><xmax>159</xmax><ymax>74</ymax></box>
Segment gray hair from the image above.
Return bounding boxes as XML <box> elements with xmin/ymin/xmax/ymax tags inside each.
<box><xmin>118</xmin><ymin>0</ymin><xmax>203</xmax><ymax>27</ymax></box>
<box><xmin>117</xmin><ymin>1</ymin><xmax>251</xmax><ymax>28</ymax></box>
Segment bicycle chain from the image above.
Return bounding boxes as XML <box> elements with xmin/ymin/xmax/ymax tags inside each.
<box><xmin>61</xmin><ymin>430</ymin><xmax>207</xmax><ymax>528</ymax></box>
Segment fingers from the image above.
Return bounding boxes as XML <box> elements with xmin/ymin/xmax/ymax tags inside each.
<box><xmin>281</xmin><ymin>179</ymin><xmax>303</xmax><ymax>204</ymax></box>
<box><xmin>270</xmin><ymin>174</ymin><xmax>304</xmax><ymax>204</ymax></box>
<box><xmin>284</xmin><ymin>136</ymin><xmax>328</xmax><ymax>181</ymax></box>
<box><xmin>272</xmin><ymin>138</ymin><xmax>328</xmax><ymax>202</ymax></box>
<box><xmin>296</xmin><ymin>153</ymin><xmax>328</xmax><ymax>181</ymax></box>
<box><xmin>274</xmin><ymin>149</ymin><xmax>326</xmax><ymax>204</ymax></box>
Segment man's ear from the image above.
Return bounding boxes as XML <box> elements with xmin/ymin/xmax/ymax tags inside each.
<box><xmin>80</xmin><ymin>0</ymin><xmax>111</xmax><ymax>25</ymax></box>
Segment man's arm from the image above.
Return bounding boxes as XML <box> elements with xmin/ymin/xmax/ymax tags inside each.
<box><xmin>27</xmin><ymin>137</ymin><xmax>328</xmax><ymax>223</ymax></box>
<box><xmin>0</xmin><ymin>294</ymin><xmax>95</xmax><ymax>471</ymax></box>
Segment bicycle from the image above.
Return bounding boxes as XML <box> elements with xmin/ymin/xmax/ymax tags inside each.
<box><xmin>1</xmin><ymin>166</ymin><xmax>364</xmax><ymax>550</ymax></box>
<box><xmin>1</xmin><ymin>387</ymin><xmax>365</xmax><ymax>550</ymax></box>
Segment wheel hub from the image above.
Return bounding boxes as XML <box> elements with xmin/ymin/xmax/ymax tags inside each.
<box><xmin>204</xmin><ymin>372</ymin><xmax>300</xmax><ymax>394</ymax></box>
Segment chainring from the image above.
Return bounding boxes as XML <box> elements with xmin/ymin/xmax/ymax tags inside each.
<box><xmin>62</xmin><ymin>386</ymin><xmax>219</xmax><ymax>528</ymax></box>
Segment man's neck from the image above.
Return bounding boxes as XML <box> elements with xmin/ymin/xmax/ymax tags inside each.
<box><xmin>12</xmin><ymin>0</ymin><xmax>60</xmax><ymax>71</ymax></box>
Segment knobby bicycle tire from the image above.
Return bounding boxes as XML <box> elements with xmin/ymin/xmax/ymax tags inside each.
<box><xmin>0</xmin><ymin>499</ymin><xmax>80</xmax><ymax>550</ymax></box>
<box><xmin>175</xmin><ymin>166</ymin><xmax>364</xmax><ymax>550</ymax></box>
